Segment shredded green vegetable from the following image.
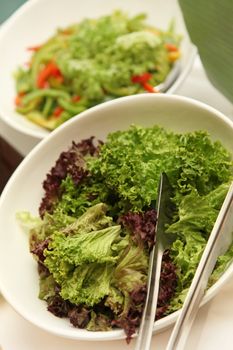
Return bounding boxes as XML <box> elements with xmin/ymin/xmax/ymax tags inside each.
<box><xmin>14</xmin><ymin>11</ymin><xmax>181</xmax><ymax>130</ymax></box>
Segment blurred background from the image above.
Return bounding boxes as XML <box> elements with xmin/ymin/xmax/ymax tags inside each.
<box><xmin>0</xmin><ymin>0</ymin><xmax>26</xmax><ymax>23</ymax></box>
<box><xmin>0</xmin><ymin>0</ymin><xmax>26</xmax><ymax>193</ymax></box>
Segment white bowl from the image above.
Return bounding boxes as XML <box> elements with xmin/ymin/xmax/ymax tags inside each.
<box><xmin>0</xmin><ymin>0</ymin><xmax>196</xmax><ymax>139</ymax></box>
<box><xmin>0</xmin><ymin>94</ymin><xmax>233</xmax><ymax>341</ymax></box>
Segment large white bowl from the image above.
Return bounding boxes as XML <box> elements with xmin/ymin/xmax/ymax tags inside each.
<box><xmin>0</xmin><ymin>94</ymin><xmax>233</xmax><ymax>341</ymax></box>
<box><xmin>0</xmin><ymin>0</ymin><xmax>196</xmax><ymax>139</ymax></box>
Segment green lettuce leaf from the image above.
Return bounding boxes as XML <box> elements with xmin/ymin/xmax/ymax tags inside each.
<box><xmin>39</xmin><ymin>274</ymin><xmax>57</xmax><ymax>301</ymax></box>
<box><xmin>45</xmin><ymin>225</ymin><xmax>124</xmax><ymax>268</ymax></box>
<box><xmin>104</xmin><ymin>286</ymin><xmax>125</xmax><ymax>314</ymax></box>
<box><xmin>61</xmin><ymin>202</ymin><xmax>113</xmax><ymax>235</ymax></box>
<box><xmin>60</xmin><ymin>263</ymin><xmax>113</xmax><ymax>306</ymax></box>
<box><xmin>54</xmin><ymin>175</ymin><xmax>110</xmax><ymax>218</ymax></box>
<box><xmin>43</xmin><ymin>204</ymin><xmax>133</xmax><ymax>306</ymax></box>
<box><xmin>208</xmin><ymin>243</ymin><xmax>233</xmax><ymax>286</ymax></box>
<box><xmin>166</xmin><ymin>183</ymin><xmax>231</xmax><ymax>312</ymax></box>
<box><xmin>87</xmin><ymin>310</ymin><xmax>112</xmax><ymax>331</ymax></box>
<box><xmin>114</xmin><ymin>245</ymin><xmax>148</xmax><ymax>294</ymax></box>
<box><xmin>88</xmin><ymin>126</ymin><xmax>232</xmax><ymax>212</ymax></box>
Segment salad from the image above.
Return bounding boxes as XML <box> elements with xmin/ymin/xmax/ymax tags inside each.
<box><xmin>18</xmin><ymin>125</ymin><xmax>233</xmax><ymax>342</ymax></box>
<box><xmin>14</xmin><ymin>11</ymin><xmax>180</xmax><ymax>130</ymax></box>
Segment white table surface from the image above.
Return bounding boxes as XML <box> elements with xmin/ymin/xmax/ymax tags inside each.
<box><xmin>1</xmin><ymin>56</ymin><xmax>233</xmax><ymax>350</ymax></box>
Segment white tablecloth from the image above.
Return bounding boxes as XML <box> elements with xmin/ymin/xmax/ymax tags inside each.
<box><xmin>1</xmin><ymin>56</ymin><xmax>233</xmax><ymax>350</ymax></box>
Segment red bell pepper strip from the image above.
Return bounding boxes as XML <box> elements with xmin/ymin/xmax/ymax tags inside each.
<box><xmin>131</xmin><ymin>73</ymin><xmax>152</xmax><ymax>84</ymax></box>
<box><xmin>61</xmin><ymin>28</ymin><xmax>73</xmax><ymax>35</ymax></box>
<box><xmin>72</xmin><ymin>95</ymin><xmax>81</xmax><ymax>102</ymax></box>
<box><xmin>165</xmin><ymin>43</ymin><xmax>178</xmax><ymax>52</ymax></box>
<box><xmin>142</xmin><ymin>82</ymin><xmax>157</xmax><ymax>93</ymax></box>
<box><xmin>37</xmin><ymin>61</ymin><xmax>63</xmax><ymax>89</ymax></box>
<box><xmin>131</xmin><ymin>72</ymin><xmax>158</xmax><ymax>93</ymax></box>
<box><xmin>14</xmin><ymin>92</ymin><xmax>25</xmax><ymax>106</ymax></box>
<box><xmin>27</xmin><ymin>45</ymin><xmax>42</xmax><ymax>52</ymax></box>
<box><xmin>53</xmin><ymin>106</ymin><xmax>64</xmax><ymax>117</ymax></box>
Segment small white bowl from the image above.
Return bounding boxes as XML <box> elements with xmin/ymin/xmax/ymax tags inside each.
<box><xmin>0</xmin><ymin>94</ymin><xmax>233</xmax><ymax>341</ymax></box>
<box><xmin>0</xmin><ymin>0</ymin><xmax>196</xmax><ymax>139</ymax></box>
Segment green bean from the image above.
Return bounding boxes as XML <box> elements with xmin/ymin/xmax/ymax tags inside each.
<box><xmin>58</xmin><ymin>98</ymin><xmax>87</xmax><ymax>114</ymax></box>
<box><xmin>16</xmin><ymin>99</ymin><xmax>40</xmax><ymax>114</ymax></box>
<box><xmin>42</xmin><ymin>97</ymin><xmax>54</xmax><ymax>117</ymax></box>
<box><xmin>22</xmin><ymin>89</ymin><xmax>70</xmax><ymax>105</ymax></box>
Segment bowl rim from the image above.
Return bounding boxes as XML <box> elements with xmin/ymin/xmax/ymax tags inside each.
<box><xmin>1</xmin><ymin>93</ymin><xmax>233</xmax><ymax>340</ymax></box>
<box><xmin>0</xmin><ymin>0</ymin><xmax>196</xmax><ymax>140</ymax></box>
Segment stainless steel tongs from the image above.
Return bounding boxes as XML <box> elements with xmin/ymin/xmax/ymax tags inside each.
<box><xmin>135</xmin><ymin>172</ymin><xmax>175</xmax><ymax>350</ymax></box>
<box><xmin>135</xmin><ymin>175</ymin><xmax>233</xmax><ymax>350</ymax></box>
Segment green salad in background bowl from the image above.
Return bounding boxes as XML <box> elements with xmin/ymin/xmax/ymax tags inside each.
<box><xmin>0</xmin><ymin>94</ymin><xmax>233</xmax><ymax>341</ymax></box>
<box><xmin>14</xmin><ymin>10</ymin><xmax>181</xmax><ymax>131</ymax></box>
<box><xmin>0</xmin><ymin>0</ymin><xmax>196</xmax><ymax>139</ymax></box>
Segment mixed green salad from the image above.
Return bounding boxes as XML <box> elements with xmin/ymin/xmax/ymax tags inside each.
<box><xmin>14</xmin><ymin>11</ymin><xmax>180</xmax><ymax>130</ymax></box>
<box><xmin>18</xmin><ymin>125</ymin><xmax>233</xmax><ymax>342</ymax></box>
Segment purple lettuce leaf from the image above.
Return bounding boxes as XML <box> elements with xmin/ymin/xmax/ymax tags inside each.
<box><xmin>39</xmin><ymin>137</ymin><xmax>102</xmax><ymax>217</ymax></box>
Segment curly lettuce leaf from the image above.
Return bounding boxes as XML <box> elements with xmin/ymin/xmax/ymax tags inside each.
<box><xmin>166</xmin><ymin>183</ymin><xmax>231</xmax><ymax>313</ymax></box>
<box><xmin>16</xmin><ymin>211</ymin><xmax>43</xmax><ymax>230</ymax></box>
<box><xmin>61</xmin><ymin>202</ymin><xmax>113</xmax><ymax>235</ymax></box>
<box><xmin>44</xmin><ymin>225</ymin><xmax>129</xmax><ymax>306</ymax></box>
<box><xmin>88</xmin><ymin>125</ymin><xmax>232</xmax><ymax>212</ymax></box>
<box><xmin>39</xmin><ymin>274</ymin><xmax>57</xmax><ymax>300</ymax></box>
<box><xmin>208</xmin><ymin>242</ymin><xmax>233</xmax><ymax>286</ymax></box>
<box><xmin>43</xmin><ymin>204</ymin><xmax>133</xmax><ymax>306</ymax></box>
<box><xmin>42</xmin><ymin>202</ymin><xmax>149</xmax><ymax>308</ymax></box>
<box><xmin>87</xmin><ymin>310</ymin><xmax>112</xmax><ymax>331</ymax></box>
<box><xmin>54</xmin><ymin>175</ymin><xmax>111</xmax><ymax>218</ymax></box>
<box><xmin>45</xmin><ymin>225</ymin><xmax>124</xmax><ymax>269</ymax></box>
<box><xmin>59</xmin><ymin>263</ymin><xmax>113</xmax><ymax>306</ymax></box>
<box><xmin>114</xmin><ymin>245</ymin><xmax>148</xmax><ymax>294</ymax></box>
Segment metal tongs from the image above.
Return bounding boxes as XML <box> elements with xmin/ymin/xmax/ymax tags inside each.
<box><xmin>135</xmin><ymin>172</ymin><xmax>175</xmax><ymax>350</ymax></box>
<box><xmin>135</xmin><ymin>174</ymin><xmax>233</xmax><ymax>350</ymax></box>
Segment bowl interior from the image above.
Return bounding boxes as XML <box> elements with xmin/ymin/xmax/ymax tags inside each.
<box><xmin>1</xmin><ymin>94</ymin><xmax>233</xmax><ymax>340</ymax></box>
<box><xmin>0</xmin><ymin>0</ymin><xmax>196</xmax><ymax>139</ymax></box>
